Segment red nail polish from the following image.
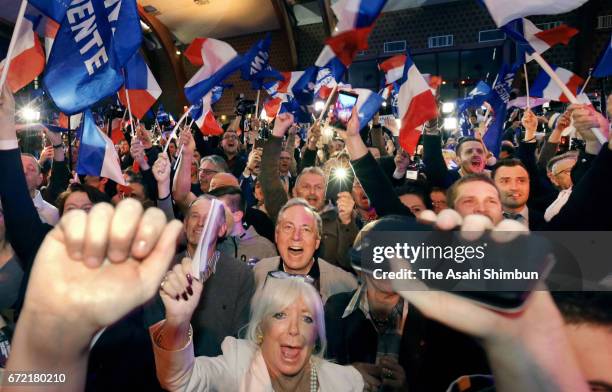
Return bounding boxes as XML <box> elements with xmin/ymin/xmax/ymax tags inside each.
<box><xmin>187</xmin><ymin>286</ymin><xmax>193</xmax><ymax>296</ymax></box>
<box><xmin>187</xmin><ymin>274</ymin><xmax>193</xmax><ymax>285</ymax></box>
<box><xmin>175</xmin><ymin>295</ymin><xmax>180</xmax><ymax>301</ymax></box>
<box><xmin>182</xmin><ymin>292</ymin><xmax>189</xmax><ymax>301</ymax></box>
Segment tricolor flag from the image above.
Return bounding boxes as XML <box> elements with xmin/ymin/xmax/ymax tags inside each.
<box><xmin>77</xmin><ymin>110</ymin><xmax>126</xmax><ymax>185</ymax></box>
<box><xmin>593</xmin><ymin>35</ymin><xmax>612</xmax><ymax>78</ymax></box>
<box><xmin>397</xmin><ymin>52</ymin><xmax>438</xmax><ymax>154</ymax></box>
<box><xmin>109</xmin><ymin>117</ymin><xmax>126</xmax><ymax>144</ymax></box>
<box><xmin>263</xmin><ymin>97</ymin><xmax>283</xmax><ymax>119</ymax></box>
<box><xmin>530</xmin><ymin>66</ymin><xmax>584</xmax><ymax>103</ymax></box>
<box><xmin>0</xmin><ymin>15</ymin><xmax>45</xmax><ymax>92</ymax></box>
<box><xmin>332</xmin><ymin>0</ymin><xmax>388</xmax><ymax>33</ymax></box>
<box><xmin>379</xmin><ymin>55</ymin><xmax>406</xmax><ymax>85</ymax></box>
<box><xmin>480</xmin><ymin>0</ymin><xmax>588</xmax><ymax>27</ymax></box>
<box><xmin>292</xmin><ymin>66</ymin><xmax>318</xmax><ymax>106</ymax></box>
<box><xmin>264</xmin><ymin>71</ymin><xmax>304</xmax><ymax>97</ymax></box>
<box><xmin>184</xmin><ymin>38</ymin><xmax>243</xmax><ymax>104</ymax></box>
<box><xmin>43</xmin><ymin>17</ymin><xmax>59</xmax><ymax>61</ymax></box>
<box><xmin>351</xmin><ymin>88</ymin><xmax>384</xmax><ymax>129</ymax></box>
<box><xmin>503</xmin><ymin>18</ymin><xmax>578</xmax><ymax>62</ymax></box>
<box><xmin>118</xmin><ymin>52</ymin><xmax>162</xmax><ymax>119</ymax></box>
<box><xmin>313</xmin><ymin>0</ymin><xmax>388</xmax><ymax>83</ymax></box>
<box><xmin>192</xmin><ymin>91</ymin><xmax>223</xmax><ymax>136</ymax></box>
<box><xmin>28</xmin><ymin>0</ymin><xmax>69</xmax><ymax>23</ymax></box>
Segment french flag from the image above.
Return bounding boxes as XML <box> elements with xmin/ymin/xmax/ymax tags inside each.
<box><xmin>480</xmin><ymin>0</ymin><xmax>588</xmax><ymax>27</ymax></box>
<box><xmin>0</xmin><ymin>15</ymin><xmax>45</xmax><ymax>93</ymax></box>
<box><xmin>77</xmin><ymin>110</ymin><xmax>126</xmax><ymax>185</ymax></box>
<box><xmin>263</xmin><ymin>97</ymin><xmax>283</xmax><ymax>119</ymax></box>
<box><xmin>397</xmin><ymin>52</ymin><xmax>438</xmax><ymax>154</ymax></box>
<box><xmin>109</xmin><ymin>117</ymin><xmax>126</xmax><ymax>144</ymax></box>
<box><xmin>530</xmin><ymin>66</ymin><xmax>584</xmax><ymax>103</ymax></box>
<box><xmin>264</xmin><ymin>71</ymin><xmax>304</xmax><ymax>97</ymax></box>
<box><xmin>118</xmin><ymin>52</ymin><xmax>162</xmax><ymax>119</ymax></box>
<box><xmin>351</xmin><ymin>88</ymin><xmax>384</xmax><ymax>129</ymax></box>
<box><xmin>184</xmin><ymin>38</ymin><xmax>243</xmax><ymax>105</ymax></box>
<box><xmin>503</xmin><ymin>18</ymin><xmax>578</xmax><ymax>62</ymax></box>
<box><xmin>314</xmin><ymin>66</ymin><xmax>337</xmax><ymax>99</ymax></box>
<box><xmin>332</xmin><ymin>0</ymin><xmax>388</xmax><ymax>33</ymax></box>
<box><xmin>593</xmin><ymin>35</ymin><xmax>612</xmax><ymax>78</ymax></box>
<box><xmin>379</xmin><ymin>55</ymin><xmax>406</xmax><ymax>85</ymax></box>
<box><xmin>43</xmin><ymin>17</ymin><xmax>59</xmax><ymax>61</ymax></box>
<box><xmin>192</xmin><ymin>92</ymin><xmax>223</xmax><ymax>136</ymax></box>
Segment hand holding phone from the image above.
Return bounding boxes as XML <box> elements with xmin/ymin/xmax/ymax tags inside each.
<box><xmin>331</xmin><ymin>91</ymin><xmax>359</xmax><ymax>130</ymax></box>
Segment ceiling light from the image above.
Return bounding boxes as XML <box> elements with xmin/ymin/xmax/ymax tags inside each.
<box><xmin>441</xmin><ymin>102</ymin><xmax>455</xmax><ymax>114</ymax></box>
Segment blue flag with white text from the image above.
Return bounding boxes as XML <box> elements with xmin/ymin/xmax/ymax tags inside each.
<box><xmin>483</xmin><ymin>63</ymin><xmax>518</xmax><ymax>157</ymax></box>
<box><xmin>240</xmin><ymin>33</ymin><xmax>283</xmax><ymax>90</ymax></box>
<box><xmin>43</xmin><ymin>0</ymin><xmax>142</xmax><ymax>114</ymax></box>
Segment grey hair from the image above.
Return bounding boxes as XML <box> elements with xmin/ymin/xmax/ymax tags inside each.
<box><xmin>277</xmin><ymin>198</ymin><xmax>323</xmax><ymax>238</ymax></box>
<box><xmin>295</xmin><ymin>166</ymin><xmax>325</xmax><ymax>188</ymax></box>
<box><xmin>246</xmin><ymin>276</ymin><xmax>327</xmax><ymax>357</ymax></box>
<box><xmin>546</xmin><ymin>151</ymin><xmax>578</xmax><ymax>173</ymax></box>
<box><xmin>200</xmin><ymin>155</ymin><xmax>229</xmax><ymax>173</ymax></box>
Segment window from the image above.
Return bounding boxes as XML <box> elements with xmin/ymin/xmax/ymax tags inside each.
<box><xmin>383</xmin><ymin>41</ymin><xmax>407</xmax><ymax>53</ymax></box>
<box><xmin>428</xmin><ymin>35</ymin><xmax>454</xmax><ymax>49</ymax></box>
<box><xmin>478</xmin><ymin>29</ymin><xmax>506</xmax><ymax>43</ymax></box>
<box><xmin>536</xmin><ymin>21</ymin><xmax>563</xmax><ymax>30</ymax></box>
<box><xmin>597</xmin><ymin>15</ymin><xmax>612</xmax><ymax>29</ymax></box>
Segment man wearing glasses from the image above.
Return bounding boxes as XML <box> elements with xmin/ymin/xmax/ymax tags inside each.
<box><xmin>253</xmin><ymin>198</ymin><xmax>357</xmax><ymax>304</ymax></box>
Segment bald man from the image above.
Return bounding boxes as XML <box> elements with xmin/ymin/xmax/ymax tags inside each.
<box><xmin>209</xmin><ymin>172</ymin><xmax>239</xmax><ymax>192</ymax></box>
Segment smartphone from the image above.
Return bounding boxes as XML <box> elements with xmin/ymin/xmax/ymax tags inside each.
<box><xmin>378</xmin><ymin>101</ymin><xmax>393</xmax><ymax>118</ymax></box>
<box><xmin>325</xmin><ymin>166</ymin><xmax>354</xmax><ymax>204</ymax></box>
<box><xmin>330</xmin><ymin>91</ymin><xmax>359</xmax><ymax>130</ymax></box>
<box><xmin>254</xmin><ymin>139</ymin><xmax>266</xmax><ymax>149</ymax></box>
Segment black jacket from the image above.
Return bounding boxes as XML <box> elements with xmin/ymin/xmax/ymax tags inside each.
<box><xmin>325</xmin><ymin>290</ymin><xmax>490</xmax><ymax>392</ymax></box>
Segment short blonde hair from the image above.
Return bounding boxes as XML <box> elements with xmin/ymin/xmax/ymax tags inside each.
<box><xmin>246</xmin><ymin>276</ymin><xmax>327</xmax><ymax>357</ymax></box>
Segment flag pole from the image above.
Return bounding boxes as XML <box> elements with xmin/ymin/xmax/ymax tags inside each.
<box><xmin>254</xmin><ymin>89</ymin><xmax>261</xmax><ymax>118</ymax></box>
<box><xmin>0</xmin><ymin>0</ymin><xmax>27</xmax><ymax>92</ymax></box>
<box><xmin>531</xmin><ymin>52</ymin><xmax>606</xmax><ymax>143</ymax></box>
<box><xmin>173</xmin><ymin>118</ymin><xmax>196</xmax><ymax>171</ymax></box>
<box><xmin>523</xmin><ymin>64</ymin><xmax>530</xmax><ymax>110</ymax></box>
<box><xmin>163</xmin><ymin>106</ymin><xmax>192</xmax><ymax>154</ymax></box>
<box><xmin>579</xmin><ymin>69</ymin><xmax>593</xmax><ymax>95</ymax></box>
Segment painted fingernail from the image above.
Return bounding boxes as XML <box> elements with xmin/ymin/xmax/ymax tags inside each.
<box><xmin>182</xmin><ymin>292</ymin><xmax>189</xmax><ymax>301</ymax></box>
<box><xmin>187</xmin><ymin>286</ymin><xmax>193</xmax><ymax>296</ymax></box>
<box><xmin>175</xmin><ymin>295</ymin><xmax>180</xmax><ymax>301</ymax></box>
<box><xmin>187</xmin><ymin>274</ymin><xmax>193</xmax><ymax>285</ymax></box>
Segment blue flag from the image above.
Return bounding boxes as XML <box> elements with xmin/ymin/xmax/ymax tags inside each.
<box><xmin>292</xmin><ymin>66</ymin><xmax>318</xmax><ymax>106</ymax></box>
<box><xmin>28</xmin><ymin>0</ymin><xmax>69</xmax><ymax>22</ymax></box>
<box><xmin>240</xmin><ymin>33</ymin><xmax>283</xmax><ymax>90</ymax></box>
<box><xmin>483</xmin><ymin>63</ymin><xmax>519</xmax><ymax>157</ymax></box>
<box><xmin>44</xmin><ymin>0</ymin><xmax>142</xmax><ymax>114</ymax></box>
<box><xmin>457</xmin><ymin>81</ymin><xmax>491</xmax><ymax>114</ymax></box>
<box><xmin>593</xmin><ymin>35</ymin><xmax>612</xmax><ymax>78</ymax></box>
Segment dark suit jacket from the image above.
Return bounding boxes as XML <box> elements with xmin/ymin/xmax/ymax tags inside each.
<box><xmin>144</xmin><ymin>250</ymin><xmax>255</xmax><ymax>357</ymax></box>
<box><xmin>325</xmin><ymin>290</ymin><xmax>490</xmax><ymax>392</ymax></box>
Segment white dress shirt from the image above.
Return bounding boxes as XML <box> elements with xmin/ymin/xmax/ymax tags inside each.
<box><xmin>32</xmin><ymin>190</ymin><xmax>59</xmax><ymax>225</ymax></box>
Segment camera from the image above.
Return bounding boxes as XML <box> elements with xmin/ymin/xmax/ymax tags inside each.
<box><xmin>235</xmin><ymin>94</ymin><xmax>256</xmax><ymax>116</ymax></box>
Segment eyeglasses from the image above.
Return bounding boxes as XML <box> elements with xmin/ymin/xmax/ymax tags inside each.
<box><xmin>222</xmin><ymin>134</ymin><xmax>238</xmax><ymax>140</ymax></box>
<box><xmin>266</xmin><ymin>270</ymin><xmax>315</xmax><ymax>285</ymax></box>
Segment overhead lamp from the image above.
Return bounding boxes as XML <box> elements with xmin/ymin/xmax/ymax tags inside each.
<box><xmin>441</xmin><ymin>102</ymin><xmax>455</xmax><ymax>114</ymax></box>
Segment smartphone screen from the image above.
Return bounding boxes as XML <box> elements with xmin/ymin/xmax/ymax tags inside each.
<box><xmin>325</xmin><ymin>166</ymin><xmax>354</xmax><ymax>204</ymax></box>
<box><xmin>331</xmin><ymin>91</ymin><xmax>359</xmax><ymax>130</ymax></box>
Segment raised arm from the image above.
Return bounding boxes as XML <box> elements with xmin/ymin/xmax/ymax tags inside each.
<box><xmin>172</xmin><ymin>130</ymin><xmax>197</xmax><ymax>211</ymax></box>
<box><xmin>260</xmin><ymin>113</ymin><xmax>294</xmax><ymax>223</ymax></box>
<box><xmin>342</xmin><ymin>108</ymin><xmax>413</xmax><ymax>217</ymax></box>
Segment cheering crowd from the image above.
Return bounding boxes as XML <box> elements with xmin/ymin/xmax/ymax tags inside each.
<box><xmin>0</xmin><ymin>74</ymin><xmax>610</xmax><ymax>391</ymax></box>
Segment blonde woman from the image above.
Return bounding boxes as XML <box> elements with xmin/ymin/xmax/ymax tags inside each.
<box><xmin>152</xmin><ymin>262</ymin><xmax>364</xmax><ymax>391</ymax></box>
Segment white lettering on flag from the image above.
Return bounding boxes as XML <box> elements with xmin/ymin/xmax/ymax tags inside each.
<box><xmin>67</xmin><ymin>0</ymin><xmax>110</xmax><ymax>75</ymax></box>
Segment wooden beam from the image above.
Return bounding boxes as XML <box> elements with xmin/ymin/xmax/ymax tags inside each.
<box><xmin>137</xmin><ymin>3</ymin><xmax>187</xmax><ymax>107</ymax></box>
<box><xmin>271</xmin><ymin>0</ymin><xmax>298</xmax><ymax>69</ymax></box>
<box><xmin>318</xmin><ymin>0</ymin><xmax>335</xmax><ymax>37</ymax></box>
